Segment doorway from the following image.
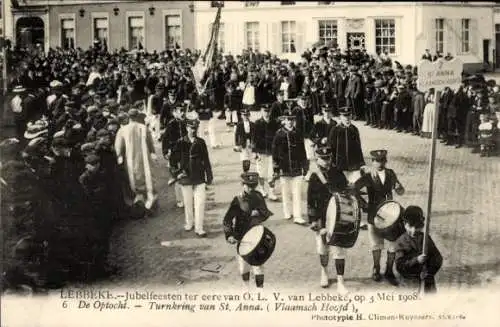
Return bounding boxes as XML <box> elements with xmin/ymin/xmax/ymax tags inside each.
<box><xmin>495</xmin><ymin>24</ymin><xmax>500</xmax><ymax>69</ymax></box>
<box><xmin>16</xmin><ymin>17</ymin><xmax>45</xmax><ymax>51</ymax></box>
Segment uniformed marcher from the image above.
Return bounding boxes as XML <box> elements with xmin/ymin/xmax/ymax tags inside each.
<box><xmin>170</xmin><ymin>118</ymin><xmax>213</xmax><ymax>237</ymax></box>
<box><xmin>353</xmin><ymin>149</ymin><xmax>405</xmax><ymax>285</ymax></box>
<box><xmin>272</xmin><ymin>108</ymin><xmax>308</xmax><ymax>225</ymax></box>
<box><xmin>310</xmin><ymin>103</ymin><xmax>337</xmax><ymax>146</ymax></box>
<box><xmin>327</xmin><ymin>107</ymin><xmax>365</xmax><ymax>184</ymax></box>
<box><xmin>234</xmin><ymin>108</ymin><xmax>255</xmax><ymax>172</ymax></box>
<box><xmin>308</xmin><ymin>146</ymin><xmax>350</xmax><ymax>293</ymax></box>
<box><xmin>253</xmin><ymin>104</ymin><xmax>279</xmax><ymax>200</ymax></box>
<box><xmin>223</xmin><ymin>172</ymin><xmax>273</xmax><ymax>288</ymax></box>
<box><xmin>146</xmin><ymin>82</ymin><xmax>165</xmax><ymax>141</ymax></box>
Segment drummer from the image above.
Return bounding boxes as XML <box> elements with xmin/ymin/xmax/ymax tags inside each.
<box><xmin>223</xmin><ymin>172</ymin><xmax>273</xmax><ymax>288</ymax></box>
<box><xmin>352</xmin><ymin>149</ymin><xmax>405</xmax><ymax>286</ymax></box>
<box><xmin>308</xmin><ymin>146</ymin><xmax>350</xmax><ymax>293</ymax></box>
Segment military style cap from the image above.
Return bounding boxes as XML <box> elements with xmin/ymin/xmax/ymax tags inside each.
<box><xmin>242</xmin><ymin>108</ymin><xmax>251</xmax><ymax>116</ymax></box>
<box><xmin>261</xmin><ymin>104</ymin><xmax>271</xmax><ymax>111</ymax></box>
<box><xmin>80</xmin><ymin>142</ymin><xmax>97</xmax><ymax>153</ymax></box>
<box><xmin>168</xmin><ymin>89</ymin><xmax>176</xmax><ymax>95</ymax></box>
<box><xmin>186</xmin><ymin>118</ymin><xmax>200</xmax><ymax>128</ymax></box>
<box><xmin>156</xmin><ymin>83</ymin><xmax>165</xmax><ymax>90</ymax></box>
<box><xmin>321</xmin><ymin>103</ymin><xmax>332</xmax><ymax>112</ymax></box>
<box><xmin>279</xmin><ymin>108</ymin><xmax>296</xmax><ymax>120</ymax></box>
<box><xmin>338</xmin><ymin>106</ymin><xmax>352</xmax><ymax>116</ymax></box>
<box><xmin>128</xmin><ymin>108</ymin><xmax>140</xmax><ymax>118</ymax></box>
<box><xmin>315</xmin><ymin>146</ymin><xmax>332</xmax><ymax>158</ymax></box>
<box><xmin>402</xmin><ymin>205</ymin><xmax>425</xmax><ymax>228</ymax></box>
<box><xmin>241</xmin><ymin>172</ymin><xmax>259</xmax><ymax>185</ymax></box>
<box><xmin>370</xmin><ymin>149</ymin><xmax>388</xmax><ymax>162</ymax></box>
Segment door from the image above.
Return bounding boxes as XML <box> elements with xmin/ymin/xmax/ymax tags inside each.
<box><xmin>483</xmin><ymin>39</ymin><xmax>490</xmax><ymax>65</ymax></box>
<box><xmin>346</xmin><ymin>32</ymin><xmax>365</xmax><ymax>51</ymax></box>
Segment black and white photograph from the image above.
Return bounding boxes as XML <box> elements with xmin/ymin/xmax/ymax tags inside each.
<box><xmin>0</xmin><ymin>1</ymin><xmax>499</xmax><ymax>326</ymax></box>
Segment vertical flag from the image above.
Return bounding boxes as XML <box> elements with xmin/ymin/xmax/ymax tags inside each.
<box><xmin>191</xmin><ymin>5</ymin><xmax>222</xmax><ymax>95</ymax></box>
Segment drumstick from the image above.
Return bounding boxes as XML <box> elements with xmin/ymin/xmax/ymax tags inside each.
<box><xmin>375</xmin><ymin>214</ymin><xmax>386</xmax><ymax>221</ymax></box>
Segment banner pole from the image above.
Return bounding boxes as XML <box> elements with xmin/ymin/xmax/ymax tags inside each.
<box><xmin>420</xmin><ymin>90</ymin><xmax>441</xmax><ymax>295</ymax></box>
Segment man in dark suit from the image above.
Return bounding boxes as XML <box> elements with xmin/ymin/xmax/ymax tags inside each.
<box><xmin>310</xmin><ymin>104</ymin><xmax>337</xmax><ymax>147</ymax></box>
<box><xmin>446</xmin><ymin>85</ymin><xmax>469</xmax><ymax>147</ymax></box>
<box><xmin>345</xmin><ymin>66</ymin><xmax>364</xmax><ymax>120</ymax></box>
<box><xmin>234</xmin><ymin>109</ymin><xmax>255</xmax><ymax>172</ymax></box>
<box><xmin>334</xmin><ymin>68</ymin><xmax>348</xmax><ymax>113</ymax></box>
<box><xmin>353</xmin><ymin>150</ymin><xmax>405</xmax><ymax>285</ymax></box>
<box><xmin>269</xmin><ymin>90</ymin><xmax>287</xmax><ymax>123</ymax></box>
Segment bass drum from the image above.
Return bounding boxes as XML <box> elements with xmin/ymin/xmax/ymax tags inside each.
<box><xmin>325</xmin><ymin>192</ymin><xmax>361</xmax><ymax>248</ymax></box>
<box><xmin>373</xmin><ymin>200</ymin><xmax>405</xmax><ymax>241</ymax></box>
<box><xmin>237</xmin><ymin>225</ymin><xmax>276</xmax><ymax>266</ymax></box>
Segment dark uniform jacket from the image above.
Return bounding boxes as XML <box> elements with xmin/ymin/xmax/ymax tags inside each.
<box><xmin>160</xmin><ymin>99</ymin><xmax>180</xmax><ymax>129</ymax></box>
<box><xmin>353</xmin><ymin>168</ymin><xmax>403</xmax><ymax>224</ymax></box>
<box><xmin>272</xmin><ymin>127</ymin><xmax>307</xmax><ymax>177</ymax></box>
<box><xmin>235</xmin><ymin>120</ymin><xmax>255</xmax><ymax>149</ymax></box>
<box><xmin>293</xmin><ymin>104</ymin><xmax>314</xmax><ymax>139</ymax></box>
<box><xmin>223</xmin><ymin>190</ymin><xmax>273</xmax><ymax>241</ymax></box>
<box><xmin>307</xmin><ymin>167</ymin><xmax>348</xmax><ymax>226</ymax></box>
<box><xmin>327</xmin><ymin>123</ymin><xmax>365</xmax><ymax>171</ymax></box>
<box><xmin>149</xmin><ymin>94</ymin><xmax>164</xmax><ymax>115</ymax></box>
<box><xmin>395</xmin><ymin>232</ymin><xmax>443</xmax><ymax>280</ymax></box>
<box><xmin>311</xmin><ymin>118</ymin><xmax>337</xmax><ymax>145</ymax></box>
<box><xmin>346</xmin><ymin>74</ymin><xmax>363</xmax><ymax>100</ymax></box>
<box><xmin>162</xmin><ymin>118</ymin><xmax>186</xmax><ymax>156</ymax></box>
<box><xmin>270</xmin><ymin>100</ymin><xmax>287</xmax><ymax>123</ymax></box>
<box><xmin>171</xmin><ymin>136</ymin><xmax>213</xmax><ymax>186</ymax></box>
<box><xmin>253</xmin><ymin>117</ymin><xmax>279</xmax><ymax>155</ymax></box>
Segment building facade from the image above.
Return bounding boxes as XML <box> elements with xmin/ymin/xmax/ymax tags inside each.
<box><xmin>194</xmin><ymin>1</ymin><xmax>495</xmax><ymax>71</ymax></box>
<box><xmin>9</xmin><ymin>0</ymin><xmax>195</xmax><ymax>52</ymax></box>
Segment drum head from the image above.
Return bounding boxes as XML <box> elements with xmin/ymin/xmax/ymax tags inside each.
<box><xmin>239</xmin><ymin>225</ymin><xmax>264</xmax><ymax>256</ymax></box>
<box><xmin>374</xmin><ymin>201</ymin><xmax>401</xmax><ymax>229</ymax></box>
<box><xmin>325</xmin><ymin>194</ymin><xmax>340</xmax><ymax>242</ymax></box>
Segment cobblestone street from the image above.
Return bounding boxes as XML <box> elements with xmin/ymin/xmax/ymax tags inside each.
<box><xmin>94</xmin><ymin>114</ymin><xmax>500</xmax><ymax>293</ymax></box>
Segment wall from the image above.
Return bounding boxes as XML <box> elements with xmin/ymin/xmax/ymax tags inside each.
<box><xmin>194</xmin><ymin>2</ymin><xmax>418</xmax><ymax>64</ymax></box>
<box><xmin>47</xmin><ymin>1</ymin><xmax>194</xmax><ymax>52</ymax></box>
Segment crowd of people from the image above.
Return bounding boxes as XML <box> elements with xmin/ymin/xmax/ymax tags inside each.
<box><xmin>0</xmin><ymin>40</ymin><xmax>498</xmax><ymax>294</ymax></box>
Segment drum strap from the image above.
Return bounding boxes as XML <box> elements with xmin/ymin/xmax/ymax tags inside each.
<box><xmin>312</xmin><ymin>171</ymin><xmax>328</xmax><ymax>185</ymax></box>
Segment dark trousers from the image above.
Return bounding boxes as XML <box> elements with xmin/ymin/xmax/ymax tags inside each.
<box><xmin>336</xmin><ymin>96</ymin><xmax>346</xmax><ymax>113</ymax></box>
<box><xmin>14</xmin><ymin>113</ymin><xmax>27</xmax><ymax>139</ymax></box>
<box><xmin>447</xmin><ymin>117</ymin><xmax>465</xmax><ymax>145</ymax></box>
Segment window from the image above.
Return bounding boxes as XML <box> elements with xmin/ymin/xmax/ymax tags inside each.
<box><xmin>244</xmin><ymin>1</ymin><xmax>259</xmax><ymax>6</ymax></box>
<box><xmin>245</xmin><ymin>22</ymin><xmax>260</xmax><ymax>51</ymax></box>
<box><xmin>210</xmin><ymin>22</ymin><xmax>225</xmax><ymax>53</ymax></box>
<box><xmin>318</xmin><ymin>20</ymin><xmax>337</xmax><ymax>45</ymax></box>
<box><xmin>211</xmin><ymin>1</ymin><xmax>224</xmax><ymax>7</ymax></box>
<box><xmin>281</xmin><ymin>1</ymin><xmax>296</xmax><ymax>5</ymax></box>
<box><xmin>128</xmin><ymin>16</ymin><xmax>144</xmax><ymax>50</ymax></box>
<box><xmin>93</xmin><ymin>17</ymin><xmax>108</xmax><ymax>44</ymax></box>
<box><xmin>460</xmin><ymin>18</ymin><xmax>470</xmax><ymax>53</ymax></box>
<box><xmin>281</xmin><ymin>21</ymin><xmax>296</xmax><ymax>53</ymax></box>
<box><xmin>375</xmin><ymin>19</ymin><xmax>395</xmax><ymax>55</ymax></box>
<box><xmin>61</xmin><ymin>18</ymin><xmax>75</xmax><ymax>49</ymax></box>
<box><xmin>166</xmin><ymin>15</ymin><xmax>181</xmax><ymax>48</ymax></box>
<box><xmin>435</xmin><ymin>18</ymin><xmax>444</xmax><ymax>53</ymax></box>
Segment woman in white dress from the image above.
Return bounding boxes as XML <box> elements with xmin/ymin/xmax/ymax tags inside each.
<box><xmin>421</xmin><ymin>88</ymin><xmax>436</xmax><ymax>138</ymax></box>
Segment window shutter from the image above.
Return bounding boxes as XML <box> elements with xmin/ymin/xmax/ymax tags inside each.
<box><xmin>445</xmin><ymin>19</ymin><xmax>454</xmax><ymax>55</ymax></box>
<box><xmin>427</xmin><ymin>18</ymin><xmax>436</xmax><ymax>52</ymax></box>
<box><xmin>270</xmin><ymin>22</ymin><xmax>279</xmax><ymax>54</ymax></box>
<box><xmin>469</xmin><ymin>18</ymin><xmax>478</xmax><ymax>55</ymax></box>
<box><xmin>296</xmin><ymin>21</ymin><xmax>305</xmax><ymax>54</ymax></box>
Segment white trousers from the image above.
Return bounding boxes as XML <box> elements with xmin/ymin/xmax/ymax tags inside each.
<box><xmin>237</xmin><ymin>255</ymin><xmax>263</xmax><ymax>275</ymax></box>
<box><xmin>315</xmin><ymin>233</ymin><xmax>347</xmax><ymax>259</ymax></box>
<box><xmin>343</xmin><ymin>170</ymin><xmax>362</xmax><ymax>184</ymax></box>
<box><xmin>200</xmin><ymin>119</ymin><xmax>219</xmax><ymax>147</ymax></box>
<box><xmin>181</xmin><ymin>183</ymin><xmax>206</xmax><ymax>233</ymax></box>
<box><xmin>368</xmin><ymin>224</ymin><xmax>396</xmax><ymax>252</ymax></box>
<box><xmin>225</xmin><ymin>109</ymin><xmax>239</xmax><ymax>124</ymax></box>
<box><xmin>304</xmin><ymin>138</ymin><xmax>315</xmax><ymax>160</ymax></box>
<box><xmin>280</xmin><ymin>176</ymin><xmax>303</xmax><ymax>219</ymax></box>
<box><xmin>239</xmin><ymin>147</ymin><xmax>252</xmax><ymax>161</ymax></box>
<box><xmin>256</xmin><ymin>154</ymin><xmax>273</xmax><ymax>180</ymax></box>
<box><xmin>174</xmin><ymin>182</ymin><xmax>183</xmax><ymax>203</ymax></box>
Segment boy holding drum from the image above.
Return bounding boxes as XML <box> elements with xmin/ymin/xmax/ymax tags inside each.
<box><xmin>352</xmin><ymin>149</ymin><xmax>405</xmax><ymax>285</ymax></box>
<box><xmin>223</xmin><ymin>172</ymin><xmax>273</xmax><ymax>288</ymax></box>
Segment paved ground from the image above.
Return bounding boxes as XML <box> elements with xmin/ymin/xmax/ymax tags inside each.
<box><xmin>75</xmin><ymin>113</ymin><xmax>500</xmax><ymax>293</ymax></box>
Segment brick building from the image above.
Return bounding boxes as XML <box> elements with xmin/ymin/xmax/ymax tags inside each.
<box><xmin>8</xmin><ymin>0</ymin><xmax>195</xmax><ymax>52</ymax></box>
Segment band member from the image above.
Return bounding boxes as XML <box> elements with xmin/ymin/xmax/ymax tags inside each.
<box><xmin>270</xmin><ymin>90</ymin><xmax>287</xmax><ymax>123</ymax></box>
<box><xmin>327</xmin><ymin>107</ymin><xmax>365</xmax><ymax>184</ymax></box>
<box><xmin>234</xmin><ymin>109</ymin><xmax>255</xmax><ymax>172</ymax></box>
<box><xmin>310</xmin><ymin>104</ymin><xmax>337</xmax><ymax>147</ymax></box>
<box><xmin>146</xmin><ymin>83</ymin><xmax>165</xmax><ymax>141</ymax></box>
<box><xmin>162</xmin><ymin>105</ymin><xmax>187</xmax><ymax>208</ymax></box>
<box><xmin>293</xmin><ymin>94</ymin><xmax>315</xmax><ymax>175</ymax></box>
<box><xmin>253</xmin><ymin>104</ymin><xmax>279</xmax><ymax>201</ymax></box>
<box><xmin>308</xmin><ymin>146</ymin><xmax>350</xmax><ymax>293</ymax></box>
<box><xmin>160</xmin><ymin>89</ymin><xmax>180</xmax><ymax>131</ymax></box>
<box><xmin>272</xmin><ymin>109</ymin><xmax>308</xmax><ymax>225</ymax></box>
<box><xmin>170</xmin><ymin>119</ymin><xmax>213</xmax><ymax>237</ymax></box>
<box><xmin>224</xmin><ymin>79</ymin><xmax>243</xmax><ymax>130</ymax></box>
<box><xmin>353</xmin><ymin>150</ymin><xmax>405</xmax><ymax>285</ymax></box>
<box><xmin>223</xmin><ymin>172</ymin><xmax>273</xmax><ymax>288</ymax></box>
<box><xmin>395</xmin><ymin>205</ymin><xmax>443</xmax><ymax>294</ymax></box>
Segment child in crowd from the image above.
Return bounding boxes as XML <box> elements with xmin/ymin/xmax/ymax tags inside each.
<box><xmin>478</xmin><ymin>112</ymin><xmax>495</xmax><ymax>157</ymax></box>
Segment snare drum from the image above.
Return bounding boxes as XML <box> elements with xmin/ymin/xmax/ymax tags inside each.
<box><xmin>237</xmin><ymin>225</ymin><xmax>276</xmax><ymax>266</ymax></box>
<box><xmin>373</xmin><ymin>201</ymin><xmax>405</xmax><ymax>241</ymax></box>
<box><xmin>324</xmin><ymin>192</ymin><xmax>361</xmax><ymax>248</ymax></box>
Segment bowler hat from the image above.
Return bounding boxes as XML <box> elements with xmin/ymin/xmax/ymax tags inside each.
<box><xmin>402</xmin><ymin>205</ymin><xmax>425</xmax><ymax>228</ymax></box>
<box><xmin>241</xmin><ymin>172</ymin><xmax>259</xmax><ymax>186</ymax></box>
<box><xmin>370</xmin><ymin>149</ymin><xmax>388</xmax><ymax>162</ymax></box>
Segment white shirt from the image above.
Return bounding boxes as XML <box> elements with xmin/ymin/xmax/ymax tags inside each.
<box><xmin>243</xmin><ymin>121</ymin><xmax>251</xmax><ymax>134</ymax></box>
<box><xmin>377</xmin><ymin>169</ymin><xmax>386</xmax><ymax>185</ymax></box>
<box><xmin>10</xmin><ymin>95</ymin><xmax>23</xmax><ymax>113</ymax></box>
